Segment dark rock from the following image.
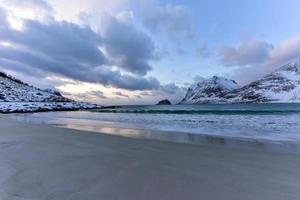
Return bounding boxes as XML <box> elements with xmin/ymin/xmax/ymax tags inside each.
<box><xmin>157</xmin><ymin>99</ymin><xmax>172</xmax><ymax>105</ymax></box>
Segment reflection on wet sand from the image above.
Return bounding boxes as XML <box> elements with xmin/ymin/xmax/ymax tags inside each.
<box><xmin>51</xmin><ymin>118</ymin><xmax>300</xmax><ymax>155</ymax></box>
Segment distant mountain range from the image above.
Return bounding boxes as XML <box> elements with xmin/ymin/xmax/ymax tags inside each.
<box><xmin>180</xmin><ymin>60</ymin><xmax>300</xmax><ymax>104</ymax></box>
<box><xmin>0</xmin><ymin>72</ymin><xmax>98</xmax><ymax>112</ymax></box>
<box><xmin>2</xmin><ymin>59</ymin><xmax>300</xmax><ymax>112</ymax></box>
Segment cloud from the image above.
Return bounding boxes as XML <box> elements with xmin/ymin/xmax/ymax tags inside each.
<box><xmin>0</xmin><ymin>10</ymin><xmax>161</xmax><ymax>91</ymax></box>
<box><xmin>63</xmin><ymin>90</ymin><xmax>107</xmax><ymax>103</ymax></box>
<box><xmin>3</xmin><ymin>0</ymin><xmax>52</xmax><ymax>11</ymax></box>
<box><xmin>139</xmin><ymin>91</ymin><xmax>154</xmax><ymax>97</ymax></box>
<box><xmin>113</xmin><ymin>91</ymin><xmax>129</xmax><ymax>98</ymax></box>
<box><xmin>0</xmin><ymin>17</ymin><xmax>106</xmax><ymax>78</ymax></box>
<box><xmin>159</xmin><ymin>83</ymin><xmax>182</xmax><ymax>95</ymax></box>
<box><xmin>134</xmin><ymin>94</ymin><xmax>142</xmax><ymax>99</ymax></box>
<box><xmin>149</xmin><ymin>83</ymin><xmax>187</xmax><ymax>103</ymax></box>
<box><xmin>48</xmin><ymin>0</ymin><xmax>127</xmax><ymax>22</ymax></box>
<box><xmin>192</xmin><ymin>75</ymin><xmax>205</xmax><ymax>83</ymax></box>
<box><xmin>228</xmin><ymin>35</ymin><xmax>300</xmax><ymax>85</ymax></box>
<box><xmin>0</xmin><ymin>8</ymin><xmax>7</xmax><ymax>26</ymax></box>
<box><xmin>1</xmin><ymin>19</ymin><xmax>105</xmax><ymax>65</ymax></box>
<box><xmin>264</xmin><ymin>34</ymin><xmax>300</xmax><ymax>68</ymax></box>
<box><xmin>196</xmin><ymin>44</ymin><xmax>210</xmax><ymax>58</ymax></box>
<box><xmin>102</xmin><ymin>15</ymin><xmax>156</xmax><ymax>75</ymax></box>
<box><xmin>116</xmin><ymin>11</ymin><xmax>134</xmax><ymax>23</ymax></box>
<box><xmin>176</xmin><ymin>48</ymin><xmax>185</xmax><ymax>55</ymax></box>
<box><xmin>219</xmin><ymin>40</ymin><xmax>273</xmax><ymax>67</ymax></box>
<box><xmin>142</xmin><ymin>3</ymin><xmax>194</xmax><ymax>41</ymax></box>
<box><xmin>0</xmin><ymin>0</ymin><xmax>53</xmax><ymax>24</ymax></box>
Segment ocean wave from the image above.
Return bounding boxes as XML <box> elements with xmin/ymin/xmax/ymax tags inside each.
<box><xmin>93</xmin><ymin>109</ymin><xmax>300</xmax><ymax>115</ymax></box>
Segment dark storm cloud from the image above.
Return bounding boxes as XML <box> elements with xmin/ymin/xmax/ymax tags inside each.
<box><xmin>0</xmin><ymin>11</ymin><xmax>160</xmax><ymax>91</ymax></box>
<box><xmin>103</xmin><ymin>16</ymin><xmax>155</xmax><ymax>75</ymax></box>
<box><xmin>0</xmin><ymin>48</ymin><xmax>160</xmax><ymax>90</ymax></box>
<box><xmin>1</xmin><ymin>19</ymin><xmax>106</xmax><ymax>66</ymax></box>
<box><xmin>81</xmin><ymin>69</ymin><xmax>160</xmax><ymax>91</ymax></box>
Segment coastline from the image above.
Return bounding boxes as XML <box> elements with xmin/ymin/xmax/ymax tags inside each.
<box><xmin>7</xmin><ymin>111</ymin><xmax>300</xmax><ymax>155</ymax></box>
<box><xmin>0</xmin><ymin>102</ymin><xmax>100</xmax><ymax>113</ymax></box>
<box><xmin>1</xmin><ymin>117</ymin><xmax>300</xmax><ymax>199</ymax></box>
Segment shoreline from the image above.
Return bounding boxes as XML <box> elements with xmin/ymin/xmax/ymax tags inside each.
<box><xmin>56</xmin><ymin>121</ymin><xmax>300</xmax><ymax>155</ymax></box>
<box><xmin>7</xmin><ymin>112</ymin><xmax>300</xmax><ymax>155</ymax></box>
<box><xmin>1</xmin><ymin>117</ymin><xmax>300</xmax><ymax>199</ymax></box>
<box><xmin>0</xmin><ymin>102</ymin><xmax>100</xmax><ymax>113</ymax></box>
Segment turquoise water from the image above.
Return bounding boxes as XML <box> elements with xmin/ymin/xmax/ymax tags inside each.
<box><xmin>10</xmin><ymin>103</ymin><xmax>300</xmax><ymax>142</ymax></box>
<box><xmin>95</xmin><ymin>103</ymin><xmax>300</xmax><ymax>114</ymax></box>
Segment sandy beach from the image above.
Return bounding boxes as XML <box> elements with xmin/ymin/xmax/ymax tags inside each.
<box><xmin>1</xmin><ymin>117</ymin><xmax>300</xmax><ymax>200</ymax></box>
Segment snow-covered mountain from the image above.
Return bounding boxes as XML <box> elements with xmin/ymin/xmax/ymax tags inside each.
<box><xmin>180</xmin><ymin>60</ymin><xmax>300</xmax><ymax>104</ymax></box>
<box><xmin>0</xmin><ymin>72</ymin><xmax>99</xmax><ymax>112</ymax></box>
<box><xmin>180</xmin><ymin>76</ymin><xmax>239</xmax><ymax>104</ymax></box>
<box><xmin>0</xmin><ymin>72</ymin><xmax>69</xmax><ymax>102</ymax></box>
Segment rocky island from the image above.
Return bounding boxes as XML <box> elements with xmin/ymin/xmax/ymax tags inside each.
<box><xmin>157</xmin><ymin>99</ymin><xmax>172</xmax><ymax>105</ymax></box>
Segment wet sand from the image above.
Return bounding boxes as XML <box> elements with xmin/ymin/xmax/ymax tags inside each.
<box><xmin>1</xmin><ymin>117</ymin><xmax>300</xmax><ymax>200</ymax></box>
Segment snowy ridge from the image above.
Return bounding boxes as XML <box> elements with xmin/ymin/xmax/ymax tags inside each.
<box><xmin>180</xmin><ymin>76</ymin><xmax>239</xmax><ymax>104</ymax></box>
<box><xmin>0</xmin><ymin>72</ymin><xmax>69</xmax><ymax>102</ymax></box>
<box><xmin>181</xmin><ymin>59</ymin><xmax>300</xmax><ymax>104</ymax></box>
<box><xmin>257</xmin><ymin>60</ymin><xmax>300</xmax><ymax>102</ymax></box>
<box><xmin>0</xmin><ymin>72</ymin><xmax>99</xmax><ymax>112</ymax></box>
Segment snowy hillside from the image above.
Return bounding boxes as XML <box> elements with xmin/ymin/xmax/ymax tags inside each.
<box><xmin>234</xmin><ymin>60</ymin><xmax>300</xmax><ymax>103</ymax></box>
<box><xmin>0</xmin><ymin>72</ymin><xmax>69</xmax><ymax>102</ymax></box>
<box><xmin>180</xmin><ymin>76</ymin><xmax>239</xmax><ymax>104</ymax></box>
<box><xmin>0</xmin><ymin>72</ymin><xmax>99</xmax><ymax>112</ymax></box>
<box><xmin>181</xmin><ymin>60</ymin><xmax>300</xmax><ymax>104</ymax></box>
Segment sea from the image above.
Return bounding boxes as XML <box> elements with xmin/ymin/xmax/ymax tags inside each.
<box><xmin>10</xmin><ymin>103</ymin><xmax>300</xmax><ymax>146</ymax></box>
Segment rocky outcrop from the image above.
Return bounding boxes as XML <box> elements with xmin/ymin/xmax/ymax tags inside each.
<box><xmin>157</xmin><ymin>99</ymin><xmax>172</xmax><ymax>105</ymax></box>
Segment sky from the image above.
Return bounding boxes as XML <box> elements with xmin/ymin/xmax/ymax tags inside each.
<box><xmin>0</xmin><ymin>0</ymin><xmax>300</xmax><ymax>105</ymax></box>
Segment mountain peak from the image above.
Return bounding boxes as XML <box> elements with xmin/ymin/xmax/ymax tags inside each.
<box><xmin>180</xmin><ymin>76</ymin><xmax>239</xmax><ymax>104</ymax></box>
<box><xmin>181</xmin><ymin>59</ymin><xmax>300</xmax><ymax>104</ymax></box>
<box><xmin>276</xmin><ymin>59</ymin><xmax>300</xmax><ymax>73</ymax></box>
<box><xmin>193</xmin><ymin>76</ymin><xmax>239</xmax><ymax>90</ymax></box>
